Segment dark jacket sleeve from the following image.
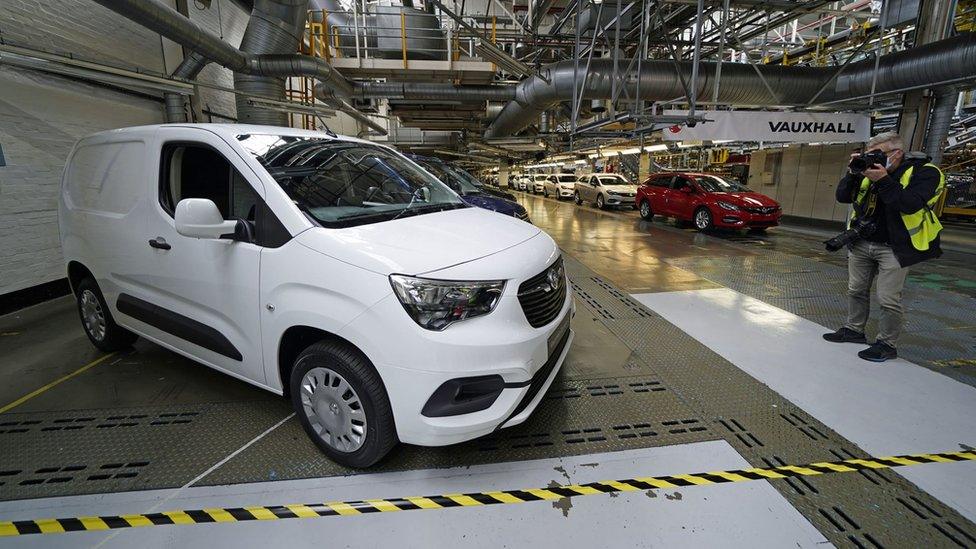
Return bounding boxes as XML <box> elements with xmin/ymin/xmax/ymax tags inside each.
<box><xmin>876</xmin><ymin>164</ymin><xmax>941</xmax><ymax>214</ymax></box>
<box><xmin>835</xmin><ymin>172</ymin><xmax>860</xmax><ymax>204</ymax></box>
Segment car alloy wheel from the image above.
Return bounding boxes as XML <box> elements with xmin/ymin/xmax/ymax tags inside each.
<box><xmin>300</xmin><ymin>367</ymin><xmax>367</xmax><ymax>452</ymax></box>
<box><xmin>596</xmin><ymin>194</ymin><xmax>605</xmax><ymax>209</ymax></box>
<box><xmin>80</xmin><ymin>289</ymin><xmax>106</xmax><ymax>342</ymax></box>
<box><xmin>544</xmin><ymin>188</ymin><xmax>549</xmax><ymax>198</ymax></box>
<box><xmin>575</xmin><ymin>192</ymin><xmax>582</xmax><ymax>205</ymax></box>
<box><xmin>639</xmin><ymin>201</ymin><xmax>652</xmax><ymax>220</ymax></box>
<box><xmin>695</xmin><ymin>208</ymin><xmax>712</xmax><ymax>231</ymax></box>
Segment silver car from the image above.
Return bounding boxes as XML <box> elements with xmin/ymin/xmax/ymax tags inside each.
<box><xmin>513</xmin><ymin>175</ymin><xmax>529</xmax><ymax>191</ymax></box>
<box><xmin>544</xmin><ymin>174</ymin><xmax>578</xmax><ymax>200</ymax></box>
<box><xmin>574</xmin><ymin>173</ymin><xmax>638</xmax><ymax>209</ymax></box>
<box><xmin>531</xmin><ymin>174</ymin><xmax>548</xmax><ymax>194</ymax></box>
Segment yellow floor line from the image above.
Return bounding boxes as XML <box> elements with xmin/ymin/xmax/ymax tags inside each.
<box><xmin>0</xmin><ymin>352</ymin><xmax>116</xmax><ymax>414</ymax></box>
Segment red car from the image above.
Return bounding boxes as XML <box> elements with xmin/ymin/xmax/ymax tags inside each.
<box><xmin>636</xmin><ymin>172</ymin><xmax>782</xmax><ymax>231</ymax></box>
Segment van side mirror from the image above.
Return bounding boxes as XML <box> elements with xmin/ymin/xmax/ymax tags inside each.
<box><xmin>175</xmin><ymin>198</ymin><xmax>237</xmax><ymax>239</ymax></box>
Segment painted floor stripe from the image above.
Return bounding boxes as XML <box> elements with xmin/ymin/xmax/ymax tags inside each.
<box><xmin>1</xmin><ymin>450</ymin><xmax>972</xmax><ymax>537</ymax></box>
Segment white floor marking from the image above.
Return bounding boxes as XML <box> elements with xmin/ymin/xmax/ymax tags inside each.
<box><xmin>632</xmin><ymin>287</ymin><xmax>976</xmax><ymax>522</ymax></box>
<box><xmin>91</xmin><ymin>412</ymin><xmax>295</xmax><ymax>549</ymax></box>
<box><xmin>0</xmin><ymin>441</ymin><xmax>828</xmax><ymax>549</ymax></box>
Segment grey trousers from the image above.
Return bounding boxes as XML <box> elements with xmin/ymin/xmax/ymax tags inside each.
<box><xmin>844</xmin><ymin>240</ymin><xmax>909</xmax><ymax>347</ymax></box>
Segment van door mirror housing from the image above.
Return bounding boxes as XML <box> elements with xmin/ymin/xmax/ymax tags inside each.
<box><xmin>174</xmin><ymin>198</ymin><xmax>237</xmax><ymax>239</ymax></box>
<box><xmin>680</xmin><ymin>185</ymin><xmax>694</xmax><ymax>194</ymax></box>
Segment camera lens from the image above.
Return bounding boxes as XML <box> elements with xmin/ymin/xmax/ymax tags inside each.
<box><xmin>849</xmin><ymin>157</ymin><xmax>867</xmax><ymax>172</ymax></box>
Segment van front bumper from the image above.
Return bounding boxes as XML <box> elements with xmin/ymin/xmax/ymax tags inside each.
<box><xmin>341</xmin><ymin>287</ymin><xmax>574</xmax><ymax>447</ymax></box>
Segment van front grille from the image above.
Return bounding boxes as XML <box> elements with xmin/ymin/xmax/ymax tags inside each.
<box><xmin>517</xmin><ymin>257</ymin><xmax>566</xmax><ymax>328</ymax></box>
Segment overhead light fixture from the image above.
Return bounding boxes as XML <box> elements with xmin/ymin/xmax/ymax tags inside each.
<box><xmin>643</xmin><ymin>144</ymin><xmax>668</xmax><ymax>152</ymax></box>
<box><xmin>474</xmin><ymin>39</ymin><xmax>532</xmax><ymax>78</ymax></box>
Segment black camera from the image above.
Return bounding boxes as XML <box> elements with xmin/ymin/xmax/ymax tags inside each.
<box><xmin>848</xmin><ymin>149</ymin><xmax>888</xmax><ymax>175</ymax></box>
<box><xmin>824</xmin><ymin>218</ymin><xmax>877</xmax><ymax>252</ymax></box>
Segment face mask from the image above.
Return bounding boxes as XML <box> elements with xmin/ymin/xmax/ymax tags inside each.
<box><xmin>885</xmin><ymin>150</ymin><xmax>900</xmax><ymax>170</ymax></box>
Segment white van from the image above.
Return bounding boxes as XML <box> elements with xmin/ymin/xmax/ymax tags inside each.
<box><xmin>59</xmin><ymin>124</ymin><xmax>574</xmax><ymax>467</ymax></box>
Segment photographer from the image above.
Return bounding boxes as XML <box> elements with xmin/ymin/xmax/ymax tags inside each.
<box><xmin>822</xmin><ymin>132</ymin><xmax>945</xmax><ymax>362</ymax></box>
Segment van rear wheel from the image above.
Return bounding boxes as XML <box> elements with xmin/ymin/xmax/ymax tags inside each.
<box><xmin>75</xmin><ymin>278</ymin><xmax>138</xmax><ymax>352</ymax></box>
<box><xmin>290</xmin><ymin>340</ymin><xmax>397</xmax><ymax>468</ymax></box>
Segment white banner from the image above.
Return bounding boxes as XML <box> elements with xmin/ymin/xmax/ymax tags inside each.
<box><xmin>662</xmin><ymin>110</ymin><xmax>871</xmax><ymax>143</ymax></box>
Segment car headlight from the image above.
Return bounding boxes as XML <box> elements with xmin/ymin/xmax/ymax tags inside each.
<box><xmin>717</xmin><ymin>201</ymin><xmax>740</xmax><ymax>211</ymax></box>
<box><xmin>390</xmin><ymin>275</ymin><xmax>505</xmax><ymax>331</ymax></box>
<box><xmin>606</xmin><ymin>190</ymin><xmax>619</xmax><ymax>196</ymax></box>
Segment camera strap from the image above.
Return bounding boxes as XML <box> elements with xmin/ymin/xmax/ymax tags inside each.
<box><xmin>854</xmin><ymin>186</ymin><xmax>877</xmax><ymax>219</ymax></box>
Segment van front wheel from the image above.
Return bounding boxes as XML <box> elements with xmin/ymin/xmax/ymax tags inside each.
<box><xmin>75</xmin><ymin>278</ymin><xmax>137</xmax><ymax>352</ymax></box>
<box><xmin>290</xmin><ymin>340</ymin><xmax>397</xmax><ymax>468</ymax></box>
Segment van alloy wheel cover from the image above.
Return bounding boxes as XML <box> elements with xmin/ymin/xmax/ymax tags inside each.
<box><xmin>300</xmin><ymin>367</ymin><xmax>367</xmax><ymax>452</ymax></box>
<box><xmin>80</xmin><ymin>290</ymin><xmax>106</xmax><ymax>341</ymax></box>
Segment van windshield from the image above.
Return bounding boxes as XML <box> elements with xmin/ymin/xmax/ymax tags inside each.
<box><xmin>237</xmin><ymin>134</ymin><xmax>467</xmax><ymax>228</ymax></box>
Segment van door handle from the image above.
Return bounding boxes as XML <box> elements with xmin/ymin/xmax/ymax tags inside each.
<box><xmin>148</xmin><ymin>237</ymin><xmax>171</xmax><ymax>250</ymax></box>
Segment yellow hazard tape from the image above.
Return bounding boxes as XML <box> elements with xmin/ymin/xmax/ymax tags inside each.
<box><xmin>1</xmin><ymin>450</ymin><xmax>973</xmax><ymax>536</ymax></box>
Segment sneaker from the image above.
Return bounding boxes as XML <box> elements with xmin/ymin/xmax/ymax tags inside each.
<box><xmin>858</xmin><ymin>342</ymin><xmax>898</xmax><ymax>362</ymax></box>
<box><xmin>823</xmin><ymin>327</ymin><xmax>867</xmax><ymax>344</ymax></box>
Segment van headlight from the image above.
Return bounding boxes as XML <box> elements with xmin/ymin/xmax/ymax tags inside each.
<box><xmin>389</xmin><ymin>275</ymin><xmax>505</xmax><ymax>331</ymax></box>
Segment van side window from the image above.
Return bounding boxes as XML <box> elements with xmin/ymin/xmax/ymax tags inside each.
<box><xmin>160</xmin><ymin>144</ymin><xmax>258</xmax><ymax>221</ymax></box>
<box><xmin>160</xmin><ymin>143</ymin><xmax>289</xmax><ymax>247</ymax></box>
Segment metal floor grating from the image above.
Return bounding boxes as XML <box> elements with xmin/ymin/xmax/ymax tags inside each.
<box><xmin>0</xmin><ymin>401</ymin><xmax>290</xmax><ymax>501</ymax></box>
<box><xmin>1</xmin><ymin>248</ymin><xmax>974</xmax><ymax>547</ymax></box>
<box><xmin>563</xmin><ymin>255</ymin><xmax>976</xmax><ymax>548</ymax></box>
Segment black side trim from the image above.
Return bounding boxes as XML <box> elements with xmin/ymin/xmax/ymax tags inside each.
<box><xmin>116</xmin><ymin>294</ymin><xmax>242</xmax><ymax>361</ymax></box>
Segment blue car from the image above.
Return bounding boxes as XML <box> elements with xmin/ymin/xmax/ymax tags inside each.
<box><xmin>407</xmin><ymin>154</ymin><xmax>531</xmax><ymax>223</ymax></box>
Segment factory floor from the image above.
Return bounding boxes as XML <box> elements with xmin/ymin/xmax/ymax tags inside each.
<box><xmin>1</xmin><ymin>190</ymin><xmax>974</xmax><ymax>548</ymax></box>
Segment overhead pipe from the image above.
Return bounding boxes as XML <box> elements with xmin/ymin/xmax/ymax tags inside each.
<box><xmin>164</xmin><ymin>51</ymin><xmax>209</xmax><ymax>122</ymax></box>
<box><xmin>486</xmin><ymin>59</ymin><xmax>827</xmax><ymax>138</ymax></box>
<box><xmin>91</xmin><ymin>0</ymin><xmax>355</xmax><ymax>112</ymax></box>
<box><xmin>354</xmin><ymin>82</ymin><xmax>516</xmax><ymax>101</ymax></box>
<box><xmin>486</xmin><ymin>33</ymin><xmax>976</xmax><ymax>138</ymax></box>
<box><xmin>924</xmin><ymin>89</ymin><xmax>958</xmax><ymax>165</ymax></box>
<box><xmin>311</xmin><ymin>88</ymin><xmax>388</xmax><ymax>135</ymax></box>
<box><xmin>234</xmin><ymin>0</ymin><xmax>310</xmax><ymax>125</ymax></box>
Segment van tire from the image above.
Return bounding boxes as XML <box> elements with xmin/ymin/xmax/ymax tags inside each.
<box><xmin>75</xmin><ymin>278</ymin><xmax>138</xmax><ymax>352</ymax></box>
<box><xmin>290</xmin><ymin>340</ymin><xmax>397</xmax><ymax>468</ymax></box>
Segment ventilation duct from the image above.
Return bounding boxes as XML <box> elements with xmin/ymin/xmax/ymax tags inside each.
<box><xmin>164</xmin><ymin>52</ymin><xmax>208</xmax><ymax>122</ymax></box>
<box><xmin>486</xmin><ymin>33</ymin><xmax>976</xmax><ymax>138</ymax></box>
<box><xmin>93</xmin><ymin>0</ymin><xmax>364</xmax><ymax>126</ymax></box>
<box><xmin>924</xmin><ymin>89</ymin><xmax>958</xmax><ymax>165</ymax></box>
<box><xmin>235</xmin><ymin>0</ymin><xmax>310</xmax><ymax>125</ymax></box>
<box><xmin>309</xmin><ymin>0</ymin><xmax>444</xmax><ymax>60</ymax></box>
<box><xmin>354</xmin><ymin>82</ymin><xmax>516</xmax><ymax>101</ymax></box>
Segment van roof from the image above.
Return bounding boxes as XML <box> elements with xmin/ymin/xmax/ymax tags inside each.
<box><xmin>79</xmin><ymin>123</ymin><xmax>374</xmax><ymax>146</ymax></box>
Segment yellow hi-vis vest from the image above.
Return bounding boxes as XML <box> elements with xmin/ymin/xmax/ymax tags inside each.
<box><xmin>852</xmin><ymin>163</ymin><xmax>945</xmax><ymax>251</ymax></box>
